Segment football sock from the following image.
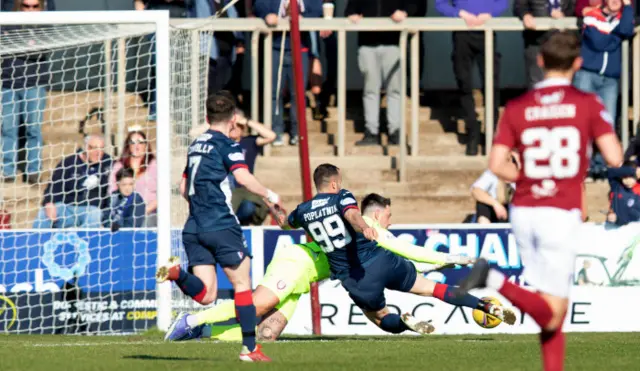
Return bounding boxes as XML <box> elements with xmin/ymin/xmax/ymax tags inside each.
<box><xmin>487</xmin><ymin>269</ymin><xmax>553</xmax><ymax>328</ymax></box>
<box><xmin>379</xmin><ymin>314</ymin><xmax>410</xmax><ymax>334</ymax></box>
<box><xmin>540</xmin><ymin>328</ymin><xmax>565</xmax><ymax>371</ymax></box>
<box><xmin>433</xmin><ymin>283</ymin><xmax>481</xmax><ymax>309</ymax></box>
<box><xmin>235</xmin><ymin>290</ymin><xmax>257</xmax><ymax>351</ymax></box>
<box><xmin>194</xmin><ymin>300</ymin><xmax>237</xmax><ymax>326</ymax></box>
<box><xmin>176</xmin><ymin>269</ymin><xmax>207</xmax><ymax>304</ymax></box>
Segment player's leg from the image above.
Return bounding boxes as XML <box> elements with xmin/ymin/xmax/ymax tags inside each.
<box><xmin>257</xmin><ymin>294</ymin><xmax>301</xmax><ymax>341</ymax></box>
<box><xmin>409</xmin><ymin>275</ymin><xmax>516</xmax><ymax>325</ymax></box>
<box><xmin>213</xmin><ymin>227</ymin><xmax>269</xmax><ymax>361</ymax></box>
<box><xmin>157</xmin><ymin>232</ymin><xmax>217</xmax><ymax>305</ymax></box>
<box><xmin>458</xmin><ymin>208</ymin><xmax>577</xmax><ymax>371</ymax></box>
<box><xmin>342</xmin><ymin>254</ymin><xmax>432</xmax><ymax>335</ymax></box>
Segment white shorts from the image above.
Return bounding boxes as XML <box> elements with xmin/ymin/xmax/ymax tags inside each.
<box><xmin>510</xmin><ymin>206</ymin><xmax>582</xmax><ymax>298</ymax></box>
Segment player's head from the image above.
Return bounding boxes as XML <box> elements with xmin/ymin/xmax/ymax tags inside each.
<box><xmin>206</xmin><ymin>93</ymin><xmax>237</xmax><ymax>135</ymax></box>
<box><xmin>537</xmin><ymin>30</ymin><xmax>582</xmax><ymax>78</ymax></box>
<box><xmin>115</xmin><ymin>167</ymin><xmax>136</xmax><ymax>197</ymax></box>
<box><xmin>313</xmin><ymin>163</ymin><xmax>341</xmax><ymax>193</ymax></box>
<box><xmin>361</xmin><ymin>193</ymin><xmax>392</xmax><ymax>229</ymax></box>
<box><xmin>621</xmin><ymin>160</ymin><xmax>638</xmax><ymax>188</ymax></box>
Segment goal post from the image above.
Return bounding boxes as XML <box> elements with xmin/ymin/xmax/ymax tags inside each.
<box><xmin>0</xmin><ymin>10</ymin><xmax>178</xmax><ymax>334</ymax></box>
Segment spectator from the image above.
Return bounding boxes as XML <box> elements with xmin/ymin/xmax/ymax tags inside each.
<box><xmin>134</xmin><ymin>0</ymin><xmax>194</xmax><ymax>121</ymax></box>
<box><xmin>470</xmin><ymin>152</ymin><xmax>518</xmax><ymax>223</ymax></box>
<box><xmin>436</xmin><ymin>0</ymin><xmax>508</xmax><ymax>156</ymax></box>
<box><xmin>576</xmin><ymin>260</ymin><xmax>595</xmax><ymax>285</ymax></box>
<box><xmin>514</xmin><ymin>0</ymin><xmax>576</xmax><ymax>88</ymax></box>
<box><xmin>606</xmin><ymin>160</ymin><xmax>640</xmax><ymax>226</ymax></box>
<box><xmin>255</xmin><ymin>0</ymin><xmax>323</xmax><ymax>146</ymax></box>
<box><xmin>195</xmin><ymin>0</ymin><xmax>245</xmax><ymax>98</ymax></box>
<box><xmin>345</xmin><ymin>1</ymin><xmax>409</xmax><ymax>147</ymax></box>
<box><xmin>105</xmin><ymin>167</ymin><xmax>146</xmax><ymax>231</ymax></box>
<box><xmin>228</xmin><ymin>107</ymin><xmax>277</xmax><ymax>225</ymax></box>
<box><xmin>33</xmin><ymin>135</ymin><xmax>112</xmax><ymax>229</ymax></box>
<box><xmin>574</xmin><ymin>0</ymin><xmax>634</xmax><ymax>179</ymax></box>
<box><xmin>625</xmin><ymin>130</ymin><xmax>640</xmax><ymax>163</ymax></box>
<box><xmin>1</xmin><ymin>0</ymin><xmax>54</xmax><ymax>11</ymax></box>
<box><xmin>109</xmin><ymin>129</ymin><xmax>158</xmax><ymax>227</ymax></box>
<box><xmin>309</xmin><ymin>31</ymin><xmax>325</xmax><ymax>120</ymax></box>
<box><xmin>1</xmin><ymin>0</ymin><xmax>51</xmax><ymax>184</ymax></box>
<box><xmin>576</xmin><ymin>0</ymin><xmax>603</xmax><ymax>16</ymax></box>
<box><xmin>315</xmin><ymin>0</ymin><xmax>337</xmax><ymax>120</ymax></box>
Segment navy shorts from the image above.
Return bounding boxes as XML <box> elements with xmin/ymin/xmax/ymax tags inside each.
<box><xmin>182</xmin><ymin>226</ymin><xmax>251</xmax><ymax>269</ymax></box>
<box><xmin>340</xmin><ymin>250</ymin><xmax>417</xmax><ymax>312</ymax></box>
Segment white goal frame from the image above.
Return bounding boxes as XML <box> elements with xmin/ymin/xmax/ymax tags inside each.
<box><xmin>0</xmin><ymin>10</ymin><xmax>173</xmax><ymax>332</ymax></box>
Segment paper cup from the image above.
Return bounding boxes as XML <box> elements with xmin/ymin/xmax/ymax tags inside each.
<box><xmin>323</xmin><ymin>3</ymin><xmax>334</xmax><ymax>20</ymax></box>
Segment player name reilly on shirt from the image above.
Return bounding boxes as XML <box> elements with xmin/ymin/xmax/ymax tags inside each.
<box><xmin>188</xmin><ymin>143</ymin><xmax>214</xmax><ymax>155</ymax></box>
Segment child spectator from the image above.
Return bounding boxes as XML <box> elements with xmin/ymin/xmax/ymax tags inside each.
<box><xmin>607</xmin><ymin>161</ymin><xmax>640</xmax><ymax>226</ymax></box>
<box><xmin>109</xmin><ymin>128</ymin><xmax>157</xmax><ymax>226</ymax></box>
<box><xmin>470</xmin><ymin>152</ymin><xmax>518</xmax><ymax>223</ymax></box>
<box><xmin>105</xmin><ymin>167</ymin><xmax>146</xmax><ymax>231</ymax></box>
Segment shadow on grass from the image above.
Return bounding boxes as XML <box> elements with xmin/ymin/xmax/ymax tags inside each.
<box><xmin>123</xmin><ymin>355</ymin><xmax>208</xmax><ymax>361</ymax></box>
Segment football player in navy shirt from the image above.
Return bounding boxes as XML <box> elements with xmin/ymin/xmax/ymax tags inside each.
<box><xmin>272</xmin><ymin>164</ymin><xmax>514</xmax><ymax>335</ymax></box>
<box><xmin>157</xmin><ymin>94</ymin><xmax>277</xmax><ymax>362</ymax></box>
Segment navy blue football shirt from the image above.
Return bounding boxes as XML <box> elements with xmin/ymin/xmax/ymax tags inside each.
<box><xmin>183</xmin><ymin>129</ymin><xmax>247</xmax><ymax>234</ymax></box>
<box><xmin>288</xmin><ymin>189</ymin><xmax>381</xmax><ymax>275</ymax></box>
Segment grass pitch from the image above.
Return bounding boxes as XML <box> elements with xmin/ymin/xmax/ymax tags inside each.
<box><xmin>1</xmin><ymin>332</ymin><xmax>638</xmax><ymax>371</ymax></box>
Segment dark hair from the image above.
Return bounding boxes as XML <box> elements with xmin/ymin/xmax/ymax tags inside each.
<box><xmin>623</xmin><ymin>160</ymin><xmax>638</xmax><ymax>169</ymax></box>
<box><xmin>207</xmin><ymin>93</ymin><xmax>236</xmax><ymax>124</ymax></box>
<box><xmin>361</xmin><ymin>193</ymin><xmax>391</xmax><ymax>213</ymax></box>
<box><xmin>115</xmin><ymin>167</ymin><xmax>135</xmax><ymax>182</ymax></box>
<box><xmin>540</xmin><ymin>30</ymin><xmax>581</xmax><ymax>71</ymax></box>
<box><xmin>313</xmin><ymin>163</ymin><xmax>340</xmax><ymax>189</ymax></box>
<box><xmin>216</xmin><ymin>90</ymin><xmax>237</xmax><ymax>105</ymax></box>
<box><xmin>120</xmin><ymin>130</ymin><xmax>155</xmax><ymax>177</ymax></box>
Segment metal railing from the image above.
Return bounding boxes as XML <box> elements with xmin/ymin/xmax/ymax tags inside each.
<box><xmin>173</xmin><ymin>17</ymin><xmax>639</xmax><ymax>182</ymax></box>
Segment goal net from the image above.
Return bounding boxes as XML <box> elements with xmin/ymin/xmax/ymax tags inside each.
<box><xmin>0</xmin><ymin>11</ymin><xmax>210</xmax><ymax>334</ymax></box>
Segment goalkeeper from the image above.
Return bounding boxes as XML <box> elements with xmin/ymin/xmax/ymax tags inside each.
<box><xmin>165</xmin><ymin>193</ymin><xmax>489</xmax><ymax>342</ymax></box>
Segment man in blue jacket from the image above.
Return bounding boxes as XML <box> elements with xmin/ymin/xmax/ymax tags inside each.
<box><xmin>254</xmin><ymin>0</ymin><xmax>323</xmax><ymax>146</ymax></box>
<box><xmin>574</xmin><ymin>0</ymin><xmax>634</xmax><ymax>179</ymax></box>
<box><xmin>33</xmin><ymin>135</ymin><xmax>112</xmax><ymax>229</ymax></box>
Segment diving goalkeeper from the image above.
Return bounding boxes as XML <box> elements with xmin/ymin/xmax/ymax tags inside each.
<box><xmin>164</xmin><ymin>193</ymin><xmax>513</xmax><ymax>341</ymax></box>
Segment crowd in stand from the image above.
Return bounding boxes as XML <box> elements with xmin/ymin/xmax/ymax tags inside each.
<box><xmin>1</xmin><ymin>0</ymin><xmax>640</xmax><ymax>229</ymax></box>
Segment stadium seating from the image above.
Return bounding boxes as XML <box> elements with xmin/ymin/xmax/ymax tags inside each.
<box><xmin>0</xmin><ymin>88</ymin><xmax>613</xmax><ymax>228</ymax></box>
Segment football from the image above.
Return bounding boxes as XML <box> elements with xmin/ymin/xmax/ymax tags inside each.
<box><xmin>472</xmin><ymin>296</ymin><xmax>503</xmax><ymax>329</ymax></box>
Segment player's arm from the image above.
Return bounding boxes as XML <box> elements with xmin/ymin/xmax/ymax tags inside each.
<box><xmin>591</xmin><ymin>98</ymin><xmax>624</xmax><ymax>167</ymax></box>
<box><xmin>339</xmin><ymin>191</ymin><xmax>377</xmax><ymax>240</ymax></box>
<box><xmin>596</xmin><ymin>134</ymin><xmax>624</xmax><ymax>168</ymax></box>
<box><xmin>489</xmin><ymin>104</ymin><xmax>519</xmax><ymax>182</ymax></box>
<box><xmin>179</xmin><ymin>166</ymin><xmax>189</xmax><ymax>201</ymax></box>
<box><xmin>344</xmin><ymin>209</ymin><xmax>377</xmax><ymax>241</ymax></box>
<box><xmin>488</xmin><ymin>144</ymin><xmax>519</xmax><ymax>183</ymax></box>
<box><xmin>372</xmin><ymin>224</ymin><xmax>474</xmax><ymax>266</ymax></box>
<box><xmin>223</xmin><ymin>143</ymin><xmax>281</xmax><ymax>206</ymax></box>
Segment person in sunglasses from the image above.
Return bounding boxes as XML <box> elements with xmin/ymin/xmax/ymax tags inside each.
<box><xmin>108</xmin><ymin>128</ymin><xmax>158</xmax><ymax>227</ymax></box>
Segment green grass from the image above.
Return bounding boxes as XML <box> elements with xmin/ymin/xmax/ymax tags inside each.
<box><xmin>1</xmin><ymin>333</ymin><xmax>639</xmax><ymax>371</ymax></box>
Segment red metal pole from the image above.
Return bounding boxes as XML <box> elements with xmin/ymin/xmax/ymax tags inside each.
<box><xmin>288</xmin><ymin>1</ymin><xmax>321</xmax><ymax>335</ymax></box>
